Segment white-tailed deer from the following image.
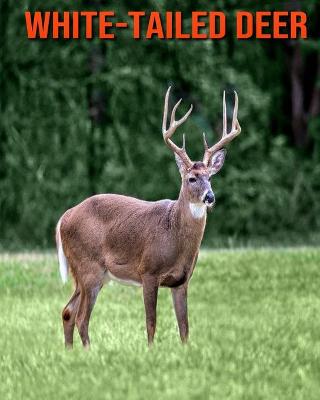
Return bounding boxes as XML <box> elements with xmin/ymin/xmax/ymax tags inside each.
<box><xmin>56</xmin><ymin>87</ymin><xmax>241</xmax><ymax>348</ymax></box>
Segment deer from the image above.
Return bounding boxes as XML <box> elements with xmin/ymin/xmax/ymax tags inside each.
<box><xmin>56</xmin><ymin>86</ymin><xmax>241</xmax><ymax>348</ymax></box>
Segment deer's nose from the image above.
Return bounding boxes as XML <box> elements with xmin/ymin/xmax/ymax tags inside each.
<box><xmin>204</xmin><ymin>191</ymin><xmax>215</xmax><ymax>204</ymax></box>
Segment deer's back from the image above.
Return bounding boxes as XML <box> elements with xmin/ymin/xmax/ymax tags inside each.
<box><xmin>60</xmin><ymin>194</ymin><xmax>176</xmax><ymax>266</ymax></box>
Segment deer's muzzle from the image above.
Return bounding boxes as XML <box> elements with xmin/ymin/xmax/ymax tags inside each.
<box><xmin>204</xmin><ymin>191</ymin><xmax>215</xmax><ymax>206</ymax></box>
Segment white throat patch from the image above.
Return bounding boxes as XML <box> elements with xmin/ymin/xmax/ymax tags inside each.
<box><xmin>189</xmin><ymin>203</ymin><xmax>207</xmax><ymax>219</ymax></box>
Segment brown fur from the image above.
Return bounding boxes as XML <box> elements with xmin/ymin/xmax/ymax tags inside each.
<box><xmin>58</xmin><ymin>167</ymin><xmax>213</xmax><ymax>348</ymax></box>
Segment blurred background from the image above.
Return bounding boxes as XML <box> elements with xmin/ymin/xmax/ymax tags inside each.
<box><xmin>0</xmin><ymin>0</ymin><xmax>319</xmax><ymax>249</ymax></box>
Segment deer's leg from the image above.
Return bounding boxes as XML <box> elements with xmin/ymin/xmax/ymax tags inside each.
<box><xmin>62</xmin><ymin>287</ymin><xmax>80</xmax><ymax>348</ymax></box>
<box><xmin>142</xmin><ymin>276</ymin><xmax>159</xmax><ymax>346</ymax></box>
<box><xmin>171</xmin><ymin>285</ymin><xmax>189</xmax><ymax>343</ymax></box>
<box><xmin>75</xmin><ymin>282</ymin><xmax>102</xmax><ymax>349</ymax></box>
<box><xmin>74</xmin><ymin>265</ymin><xmax>106</xmax><ymax>349</ymax></box>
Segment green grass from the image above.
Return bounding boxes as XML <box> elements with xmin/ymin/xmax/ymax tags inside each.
<box><xmin>1</xmin><ymin>248</ymin><xmax>320</xmax><ymax>400</ymax></box>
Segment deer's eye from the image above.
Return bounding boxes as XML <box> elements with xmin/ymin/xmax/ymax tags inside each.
<box><xmin>189</xmin><ymin>177</ymin><xmax>197</xmax><ymax>183</ymax></box>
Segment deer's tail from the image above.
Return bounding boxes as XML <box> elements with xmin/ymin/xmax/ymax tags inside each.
<box><xmin>56</xmin><ymin>218</ymin><xmax>68</xmax><ymax>284</ymax></box>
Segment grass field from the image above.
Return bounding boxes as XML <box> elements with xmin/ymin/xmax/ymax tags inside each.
<box><xmin>1</xmin><ymin>248</ymin><xmax>320</xmax><ymax>400</ymax></box>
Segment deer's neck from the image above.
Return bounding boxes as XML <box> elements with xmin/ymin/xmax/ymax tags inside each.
<box><xmin>171</xmin><ymin>186</ymin><xmax>207</xmax><ymax>238</ymax></box>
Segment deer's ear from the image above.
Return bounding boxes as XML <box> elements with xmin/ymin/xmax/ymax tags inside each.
<box><xmin>208</xmin><ymin>149</ymin><xmax>226</xmax><ymax>175</ymax></box>
<box><xmin>175</xmin><ymin>153</ymin><xmax>188</xmax><ymax>174</ymax></box>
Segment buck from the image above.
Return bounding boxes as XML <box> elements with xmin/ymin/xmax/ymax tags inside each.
<box><xmin>56</xmin><ymin>87</ymin><xmax>241</xmax><ymax>348</ymax></box>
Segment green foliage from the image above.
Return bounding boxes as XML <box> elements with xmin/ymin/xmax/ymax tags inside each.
<box><xmin>0</xmin><ymin>0</ymin><xmax>319</xmax><ymax>247</ymax></box>
<box><xmin>1</xmin><ymin>249</ymin><xmax>320</xmax><ymax>399</ymax></box>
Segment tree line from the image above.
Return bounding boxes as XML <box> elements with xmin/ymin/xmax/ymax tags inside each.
<box><xmin>0</xmin><ymin>0</ymin><xmax>319</xmax><ymax>248</ymax></box>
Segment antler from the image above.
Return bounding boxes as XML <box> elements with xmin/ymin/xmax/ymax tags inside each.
<box><xmin>162</xmin><ymin>86</ymin><xmax>193</xmax><ymax>169</ymax></box>
<box><xmin>203</xmin><ymin>91</ymin><xmax>241</xmax><ymax>166</ymax></box>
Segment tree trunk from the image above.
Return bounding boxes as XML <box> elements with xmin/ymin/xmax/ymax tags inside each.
<box><xmin>290</xmin><ymin>41</ymin><xmax>308</xmax><ymax>148</ymax></box>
